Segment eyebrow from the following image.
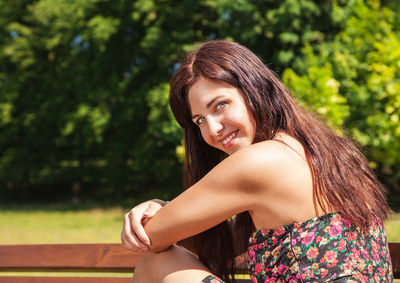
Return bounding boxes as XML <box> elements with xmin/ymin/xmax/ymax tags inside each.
<box><xmin>191</xmin><ymin>96</ymin><xmax>224</xmax><ymax>119</ymax></box>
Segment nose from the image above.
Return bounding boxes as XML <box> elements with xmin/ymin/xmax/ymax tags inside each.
<box><xmin>207</xmin><ymin>117</ymin><xmax>224</xmax><ymax>137</ymax></box>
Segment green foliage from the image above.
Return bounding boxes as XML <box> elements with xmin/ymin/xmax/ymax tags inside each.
<box><xmin>283</xmin><ymin>0</ymin><xmax>400</xmax><ymax>205</ymax></box>
<box><xmin>0</xmin><ymin>0</ymin><xmax>398</xmax><ymax>208</ymax></box>
<box><xmin>283</xmin><ymin>51</ymin><xmax>349</xmax><ymax>129</ymax></box>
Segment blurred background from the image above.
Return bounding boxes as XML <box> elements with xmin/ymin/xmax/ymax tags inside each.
<box><xmin>0</xmin><ymin>0</ymin><xmax>399</xmax><ymax>244</ymax></box>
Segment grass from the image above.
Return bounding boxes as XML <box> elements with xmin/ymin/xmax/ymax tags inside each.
<box><xmin>0</xmin><ymin>205</ymin><xmax>124</xmax><ymax>244</ymax></box>
<box><xmin>386</xmin><ymin>212</ymin><xmax>400</xmax><ymax>242</ymax></box>
<box><xmin>0</xmin><ymin>205</ymin><xmax>399</xmax><ymax>245</ymax></box>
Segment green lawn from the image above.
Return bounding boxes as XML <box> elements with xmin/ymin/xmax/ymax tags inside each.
<box><xmin>386</xmin><ymin>212</ymin><xmax>400</xmax><ymax>242</ymax></box>
<box><xmin>0</xmin><ymin>206</ymin><xmax>124</xmax><ymax>244</ymax></box>
<box><xmin>0</xmin><ymin>206</ymin><xmax>399</xmax><ymax>245</ymax></box>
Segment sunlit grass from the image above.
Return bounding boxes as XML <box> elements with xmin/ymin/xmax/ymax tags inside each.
<box><xmin>0</xmin><ymin>206</ymin><xmax>399</xmax><ymax>244</ymax></box>
<box><xmin>0</xmin><ymin>206</ymin><xmax>124</xmax><ymax>244</ymax></box>
<box><xmin>386</xmin><ymin>212</ymin><xmax>400</xmax><ymax>242</ymax></box>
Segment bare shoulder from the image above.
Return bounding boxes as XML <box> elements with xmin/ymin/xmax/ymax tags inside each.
<box><xmin>218</xmin><ymin>134</ymin><xmax>309</xmax><ymax>190</ymax></box>
<box><xmin>227</xmin><ymin>134</ymin><xmax>315</xmax><ymax>228</ymax></box>
<box><xmin>231</xmin><ymin>133</ymin><xmax>307</xmax><ymax>168</ymax></box>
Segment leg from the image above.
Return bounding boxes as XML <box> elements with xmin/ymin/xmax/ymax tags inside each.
<box><xmin>131</xmin><ymin>245</ymin><xmax>221</xmax><ymax>283</ymax></box>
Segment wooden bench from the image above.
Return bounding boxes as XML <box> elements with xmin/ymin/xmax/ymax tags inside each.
<box><xmin>0</xmin><ymin>243</ymin><xmax>399</xmax><ymax>282</ymax></box>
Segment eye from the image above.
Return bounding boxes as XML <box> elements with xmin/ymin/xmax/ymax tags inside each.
<box><xmin>215</xmin><ymin>101</ymin><xmax>227</xmax><ymax>111</ymax></box>
<box><xmin>195</xmin><ymin>116</ymin><xmax>205</xmax><ymax>126</ymax></box>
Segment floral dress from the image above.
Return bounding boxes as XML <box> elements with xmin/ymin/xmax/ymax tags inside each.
<box><xmin>202</xmin><ymin>213</ymin><xmax>393</xmax><ymax>282</ymax></box>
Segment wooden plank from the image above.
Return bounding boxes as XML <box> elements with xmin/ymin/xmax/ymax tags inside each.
<box><xmin>0</xmin><ymin>277</ymin><xmax>253</xmax><ymax>283</ymax></box>
<box><xmin>389</xmin><ymin>242</ymin><xmax>400</xmax><ymax>278</ymax></box>
<box><xmin>0</xmin><ymin>244</ymin><xmax>140</xmax><ymax>270</ymax></box>
<box><xmin>0</xmin><ymin>244</ymin><xmax>246</xmax><ymax>271</ymax></box>
<box><xmin>0</xmin><ymin>243</ymin><xmax>398</xmax><ymax>280</ymax></box>
<box><xmin>0</xmin><ymin>277</ymin><xmax>131</xmax><ymax>283</ymax></box>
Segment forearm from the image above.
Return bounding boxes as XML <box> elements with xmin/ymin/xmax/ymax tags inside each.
<box><xmin>144</xmin><ymin>200</ymin><xmax>250</xmax><ymax>252</ymax></box>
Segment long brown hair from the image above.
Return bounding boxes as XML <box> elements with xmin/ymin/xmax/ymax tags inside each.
<box><xmin>169</xmin><ymin>40</ymin><xmax>390</xmax><ymax>282</ymax></box>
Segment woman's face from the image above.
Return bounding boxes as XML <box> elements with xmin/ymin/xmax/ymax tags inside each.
<box><xmin>188</xmin><ymin>77</ymin><xmax>256</xmax><ymax>155</ymax></box>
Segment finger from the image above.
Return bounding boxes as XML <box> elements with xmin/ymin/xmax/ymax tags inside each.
<box><xmin>121</xmin><ymin>232</ymin><xmax>146</xmax><ymax>254</ymax></box>
<box><xmin>143</xmin><ymin>202</ymin><xmax>162</xmax><ymax>217</ymax></box>
<box><xmin>127</xmin><ymin>214</ymin><xmax>149</xmax><ymax>249</ymax></box>
<box><xmin>143</xmin><ymin>211</ymin><xmax>155</xmax><ymax>217</ymax></box>
<box><xmin>123</xmin><ymin>213</ymin><xmax>149</xmax><ymax>250</ymax></box>
<box><xmin>142</xmin><ymin>216</ymin><xmax>151</xmax><ymax>226</ymax></box>
<box><xmin>122</xmin><ymin>200</ymin><xmax>161</xmax><ymax>249</ymax></box>
<box><xmin>129</xmin><ymin>213</ymin><xmax>152</xmax><ymax>246</ymax></box>
<box><xmin>137</xmin><ymin>202</ymin><xmax>163</xmax><ymax>242</ymax></box>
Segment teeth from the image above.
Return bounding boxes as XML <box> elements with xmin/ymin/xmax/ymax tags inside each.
<box><xmin>221</xmin><ymin>131</ymin><xmax>237</xmax><ymax>145</ymax></box>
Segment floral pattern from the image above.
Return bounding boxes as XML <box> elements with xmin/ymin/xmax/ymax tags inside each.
<box><xmin>202</xmin><ymin>213</ymin><xmax>392</xmax><ymax>283</ymax></box>
<box><xmin>248</xmin><ymin>213</ymin><xmax>393</xmax><ymax>282</ymax></box>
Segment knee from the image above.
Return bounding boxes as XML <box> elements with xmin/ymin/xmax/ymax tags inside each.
<box><xmin>132</xmin><ymin>246</ymin><xmax>184</xmax><ymax>281</ymax></box>
<box><xmin>135</xmin><ymin>247</ymin><xmax>174</xmax><ymax>274</ymax></box>
<box><xmin>132</xmin><ymin>250</ymin><xmax>160</xmax><ymax>280</ymax></box>
<box><xmin>132</xmin><ymin>246</ymin><xmax>209</xmax><ymax>282</ymax></box>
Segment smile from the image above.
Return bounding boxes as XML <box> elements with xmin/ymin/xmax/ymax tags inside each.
<box><xmin>219</xmin><ymin>130</ymin><xmax>238</xmax><ymax>145</ymax></box>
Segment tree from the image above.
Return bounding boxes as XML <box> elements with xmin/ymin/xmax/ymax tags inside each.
<box><xmin>283</xmin><ymin>0</ymin><xmax>400</xmax><ymax>207</ymax></box>
<box><xmin>1</xmin><ymin>0</ymin><xmax>398</xmax><ymax>208</ymax></box>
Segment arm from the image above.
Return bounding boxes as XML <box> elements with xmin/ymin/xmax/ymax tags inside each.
<box><xmin>144</xmin><ymin>145</ymin><xmax>270</xmax><ymax>252</ymax></box>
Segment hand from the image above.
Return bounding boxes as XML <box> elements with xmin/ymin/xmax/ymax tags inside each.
<box><xmin>121</xmin><ymin>199</ymin><xmax>165</xmax><ymax>254</ymax></box>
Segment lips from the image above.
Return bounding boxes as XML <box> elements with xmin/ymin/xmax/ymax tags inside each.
<box><xmin>219</xmin><ymin>130</ymin><xmax>238</xmax><ymax>146</ymax></box>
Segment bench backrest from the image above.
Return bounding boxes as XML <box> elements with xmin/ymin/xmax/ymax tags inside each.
<box><xmin>0</xmin><ymin>243</ymin><xmax>399</xmax><ymax>282</ymax></box>
<box><xmin>0</xmin><ymin>244</ymin><xmax>137</xmax><ymax>283</ymax></box>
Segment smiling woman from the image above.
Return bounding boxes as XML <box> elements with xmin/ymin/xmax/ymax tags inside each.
<box><xmin>121</xmin><ymin>40</ymin><xmax>393</xmax><ymax>282</ymax></box>
<box><xmin>188</xmin><ymin>78</ymin><xmax>256</xmax><ymax>155</ymax></box>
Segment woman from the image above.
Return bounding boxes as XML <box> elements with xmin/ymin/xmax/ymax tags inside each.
<box><xmin>121</xmin><ymin>40</ymin><xmax>393</xmax><ymax>282</ymax></box>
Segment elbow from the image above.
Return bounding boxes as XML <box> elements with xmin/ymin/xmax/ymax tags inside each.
<box><xmin>148</xmin><ymin>241</ymin><xmax>172</xmax><ymax>253</ymax></box>
<box><xmin>146</xmin><ymin>229</ymin><xmax>173</xmax><ymax>252</ymax></box>
<box><xmin>143</xmin><ymin>213</ymin><xmax>179</xmax><ymax>252</ymax></box>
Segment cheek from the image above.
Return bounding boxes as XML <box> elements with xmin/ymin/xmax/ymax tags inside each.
<box><xmin>238</xmin><ymin>110</ymin><xmax>253</xmax><ymax>127</ymax></box>
<box><xmin>199</xmin><ymin>128</ymin><xmax>213</xmax><ymax>146</ymax></box>
<box><xmin>243</xmin><ymin>110</ymin><xmax>257</xmax><ymax>139</ymax></box>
